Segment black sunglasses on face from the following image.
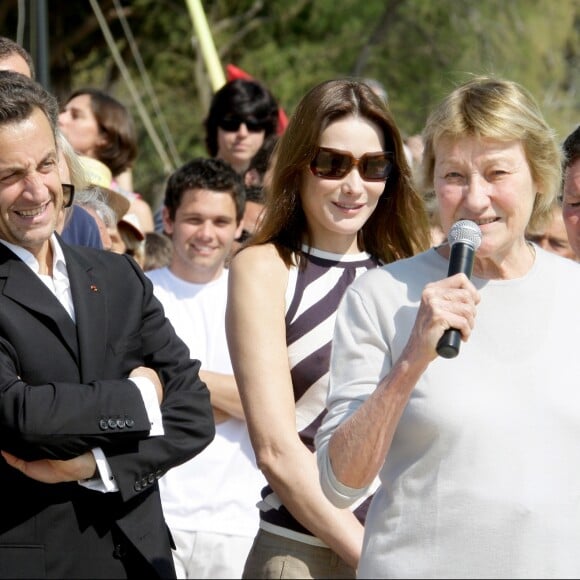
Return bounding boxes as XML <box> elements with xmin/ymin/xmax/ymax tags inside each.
<box><xmin>62</xmin><ymin>183</ymin><xmax>75</xmax><ymax>208</ymax></box>
<box><xmin>310</xmin><ymin>147</ymin><xmax>394</xmax><ymax>182</ymax></box>
<box><xmin>218</xmin><ymin>117</ymin><xmax>268</xmax><ymax>133</ymax></box>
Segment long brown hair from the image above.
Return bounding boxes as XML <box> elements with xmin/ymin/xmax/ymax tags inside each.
<box><xmin>247</xmin><ymin>78</ymin><xmax>430</xmax><ymax>265</ymax></box>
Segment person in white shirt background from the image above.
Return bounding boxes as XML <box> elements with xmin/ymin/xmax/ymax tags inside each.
<box><xmin>146</xmin><ymin>156</ymin><xmax>265</xmax><ymax>579</ymax></box>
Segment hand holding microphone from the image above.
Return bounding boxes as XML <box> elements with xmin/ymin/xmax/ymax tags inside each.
<box><xmin>436</xmin><ymin>220</ymin><xmax>482</xmax><ymax>359</ymax></box>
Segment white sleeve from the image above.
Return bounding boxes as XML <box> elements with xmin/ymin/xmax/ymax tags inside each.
<box><xmin>129</xmin><ymin>376</ymin><xmax>164</xmax><ymax>436</ymax></box>
<box><xmin>316</xmin><ymin>283</ymin><xmax>383</xmax><ymax>506</ymax></box>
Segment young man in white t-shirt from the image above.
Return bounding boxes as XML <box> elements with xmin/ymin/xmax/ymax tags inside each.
<box><xmin>147</xmin><ymin>157</ymin><xmax>264</xmax><ymax>579</ymax></box>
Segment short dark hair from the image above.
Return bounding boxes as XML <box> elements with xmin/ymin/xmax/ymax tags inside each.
<box><xmin>204</xmin><ymin>79</ymin><xmax>279</xmax><ymax>157</ymax></box>
<box><xmin>0</xmin><ymin>36</ymin><xmax>35</xmax><ymax>78</ymax></box>
<box><xmin>563</xmin><ymin>125</ymin><xmax>580</xmax><ymax>170</ymax></box>
<box><xmin>164</xmin><ymin>157</ymin><xmax>246</xmax><ymax>222</ymax></box>
<box><xmin>244</xmin><ymin>185</ymin><xmax>265</xmax><ymax>204</ymax></box>
<box><xmin>64</xmin><ymin>88</ymin><xmax>137</xmax><ymax>176</ymax></box>
<box><xmin>0</xmin><ymin>70</ymin><xmax>58</xmax><ymax>133</ymax></box>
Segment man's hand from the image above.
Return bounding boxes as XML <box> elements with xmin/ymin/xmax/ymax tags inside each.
<box><xmin>130</xmin><ymin>365</ymin><xmax>163</xmax><ymax>404</ymax></box>
<box><xmin>1</xmin><ymin>450</ymin><xmax>97</xmax><ymax>484</ymax></box>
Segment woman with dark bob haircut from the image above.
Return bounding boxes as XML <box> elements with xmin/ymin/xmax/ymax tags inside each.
<box><xmin>204</xmin><ymin>79</ymin><xmax>279</xmax><ymax>174</ymax></box>
<box><xmin>226</xmin><ymin>78</ymin><xmax>430</xmax><ymax>579</ymax></box>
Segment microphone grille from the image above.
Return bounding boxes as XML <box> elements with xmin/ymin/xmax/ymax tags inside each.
<box><xmin>447</xmin><ymin>220</ymin><xmax>482</xmax><ymax>250</ymax></box>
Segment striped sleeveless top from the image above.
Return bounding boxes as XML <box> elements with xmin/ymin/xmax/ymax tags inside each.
<box><xmin>257</xmin><ymin>246</ymin><xmax>380</xmax><ymax>545</ymax></box>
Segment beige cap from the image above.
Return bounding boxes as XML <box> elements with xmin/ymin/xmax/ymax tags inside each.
<box><xmin>78</xmin><ymin>156</ymin><xmax>131</xmax><ymax>222</ymax></box>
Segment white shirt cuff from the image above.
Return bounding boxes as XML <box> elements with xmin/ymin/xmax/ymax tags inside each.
<box><xmin>77</xmin><ymin>377</ymin><xmax>163</xmax><ymax>493</ymax></box>
<box><xmin>130</xmin><ymin>376</ymin><xmax>164</xmax><ymax>436</ymax></box>
<box><xmin>78</xmin><ymin>447</ymin><xmax>118</xmax><ymax>493</ymax></box>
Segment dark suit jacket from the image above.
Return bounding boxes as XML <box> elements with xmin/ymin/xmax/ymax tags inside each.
<box><xmin>0</xmin><ymin>237</ymin><xmax>215</xmax><ymax>579</ymax></box>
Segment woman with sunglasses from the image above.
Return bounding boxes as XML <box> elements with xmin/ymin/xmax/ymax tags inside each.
<box><xmin>225</xmin><ymin>78</ymin><xmax>430</xmax><ymax>579</ymax></box>
<box><xmin>204</xmin><ymin>78</ymin><xmax>280</xmax><ymax>175</ymax></box>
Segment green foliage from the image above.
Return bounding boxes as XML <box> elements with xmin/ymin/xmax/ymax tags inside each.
<box><xmin>1</xmin><ymin>0</ymin><xmax>578</xmax><ymax>206</ymax></box>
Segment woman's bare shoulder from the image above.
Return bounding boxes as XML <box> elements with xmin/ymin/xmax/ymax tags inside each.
<box><xmin>229</xmin><ymin>243</ymin><xmax>288</xmax><ymax>274</ymax></box>
<box><xmin>228</xmin><ymin>243</ymin><xmax>290</xmax><ymax>301</ymax></box>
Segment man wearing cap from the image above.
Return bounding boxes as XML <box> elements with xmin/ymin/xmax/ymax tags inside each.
<box><xmin>0</xmin><ymin>70</ymin><xmax>214</xmax><ymax>578</ymax></box>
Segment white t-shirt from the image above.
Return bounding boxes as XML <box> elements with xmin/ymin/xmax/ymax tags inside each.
<box><xmin>146</xmin><ymin>267</ymin><xmax>264</xmax><ymax>537</ymax></box>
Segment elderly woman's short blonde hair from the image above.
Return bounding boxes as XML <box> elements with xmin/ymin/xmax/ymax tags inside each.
<box><xmin>420</xmin><ymin>76</ymin><xmax>562</xmax><ymax>232</ymax></box>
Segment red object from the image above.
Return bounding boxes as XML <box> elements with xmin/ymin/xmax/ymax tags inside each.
<box><xmin>226</xmin><ymin>64</ymin><xmax>288</xmax><ymax>134</ymax></box>
<box><xmin>226</xmin><ymin>64</ymin><xmax>252</xmax><ymax>81</ymax></box>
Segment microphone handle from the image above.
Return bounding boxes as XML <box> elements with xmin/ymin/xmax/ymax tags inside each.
<box><xmin>436</xmin><ymin>243</ymin><xmax>475</xmax><ymax>359</ymax></box>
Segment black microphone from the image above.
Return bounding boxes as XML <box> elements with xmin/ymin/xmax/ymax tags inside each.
<box><xmin>436</xmin><ymin>220</ymin><xmax>482</xmax><ymax>359</ymax></box>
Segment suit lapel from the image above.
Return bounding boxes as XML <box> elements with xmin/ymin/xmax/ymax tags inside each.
<box><xmin>0</xmin><ymin>244</ymin><xmax>79</xmax><ymax>361</ymax></box>
<box><xmin>61</xmin><ymin>242</ymin><xmax>108</xmax><ymax>382</ymax></box>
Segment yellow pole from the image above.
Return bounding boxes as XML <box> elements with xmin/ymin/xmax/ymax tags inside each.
<box><xmin>184</xmin><ymin>0</ymin><xmax>226</xmax><ymax>92</ymax></box>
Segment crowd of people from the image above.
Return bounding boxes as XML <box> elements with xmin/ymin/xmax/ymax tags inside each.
<box><xmin>0</xmin><ymin>33</ymin><xmax>580</xmax><ymax>580</ymax></box>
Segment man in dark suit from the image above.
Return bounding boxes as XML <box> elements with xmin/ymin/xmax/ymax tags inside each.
<box><xmin>0</xmin><ymin>71</ymin><xmax>215</xmax><ymax>578</ymax></box>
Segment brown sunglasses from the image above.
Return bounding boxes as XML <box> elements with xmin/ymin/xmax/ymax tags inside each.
<box><xmin>310</xmin><ymin>147</ymin><xmax>394</xmax><ymax>182</ymax></box>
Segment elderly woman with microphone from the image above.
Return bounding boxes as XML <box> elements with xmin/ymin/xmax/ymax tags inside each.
<box><xmin>315</xmin><ymin>76</ymin><xmax>580</xmax><ymax>579</ymax></box>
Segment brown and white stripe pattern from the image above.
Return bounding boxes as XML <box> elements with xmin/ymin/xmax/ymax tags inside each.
<box><xmin>258</xmin><ymin>247</ymin><xmax>378</xmax><ymax>538</ymax></box>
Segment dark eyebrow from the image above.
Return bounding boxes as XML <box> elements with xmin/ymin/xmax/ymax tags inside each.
<box><xmin>0</xmin><ymin>148</ymin><xmax>58</xmax><ymax>175</ymax></box>
<box><xmin>63</xmin><ymin>104</ymin><xmax>83</xmax><ymax>115</ymax></box>
<box><xmin>39</xmin><ymin>150</ymin><xmax>58</xmax><ymax>165</ymax></box>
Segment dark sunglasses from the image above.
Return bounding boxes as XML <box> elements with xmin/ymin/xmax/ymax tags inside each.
<box><xmin>218</xmin><ymin>117</ymin><xmax>268</xmax><ymax>133</ymax></box>
<box><xmin>310</xmin><ymin>147</ymin><xmax>394</xmax><ymax>182</ymax></box>
<box><xmin>62</xmin><ymin>183</ymin><xmax>75</xmax><ymax>208</ymax></box>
